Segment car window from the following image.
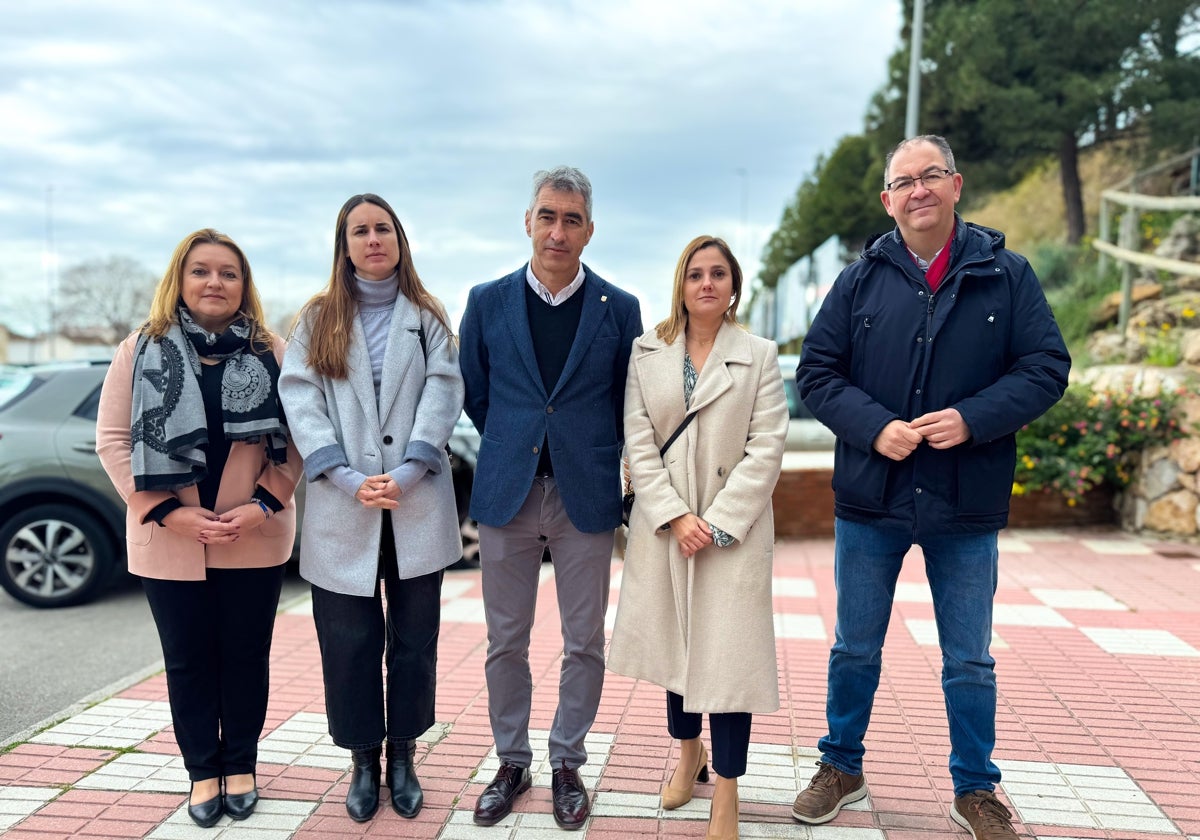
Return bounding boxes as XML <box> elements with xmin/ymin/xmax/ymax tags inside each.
<box><xmin>73</xmin><ymin>384</ymin><xmax>105</xmax><ymax>422</ymax></box>
<box><xmin>0</xmin><ymin>371</ymin><xmax>41</xmax><ymax>412</ymax></box>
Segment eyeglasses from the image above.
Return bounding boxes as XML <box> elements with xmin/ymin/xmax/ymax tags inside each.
<box><xmin>885</xmin><ymin>168</ymin><xmax>954</xmax><ymax>194</ymax></box>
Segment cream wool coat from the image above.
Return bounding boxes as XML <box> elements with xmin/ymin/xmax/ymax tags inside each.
<box><xmin>607</xmin><ymin>323</ymin><xmax>788</xmax><ymax>714</ymax></box>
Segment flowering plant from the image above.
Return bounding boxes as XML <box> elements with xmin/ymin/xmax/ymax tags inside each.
<box><xmin>1012</xmin><ymin>384</ymin><xmax>1190</xmax><ymax>503</ymax></box>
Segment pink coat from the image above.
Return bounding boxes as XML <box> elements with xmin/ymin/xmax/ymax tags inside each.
<box><xmin>96</xmin><ymin>332</ymin><xmax>303</xmax><ymax>581</ymax></box>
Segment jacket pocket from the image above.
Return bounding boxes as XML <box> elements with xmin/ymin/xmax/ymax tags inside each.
<box><xmin>831</xmin><ymin>443</ymin><xmax>888</xmax><ymax>511</ymax></box>
<box><xmin>956</xmin><ymin>438</ymin><xmax>1015</xmax><ymax>517</ymax></box>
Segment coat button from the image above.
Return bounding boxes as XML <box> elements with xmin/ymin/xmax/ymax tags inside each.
<box><xmin>383</xmin><ymin>435</ymin><xmax>393</xmax><ymax>445</ymax></box>
<box><xmin>547</xmin><ymin>406</ymin><xmax>554</xmax><ymax>414</ymax></box>
<box><xmin>717</xmin><ymin>467</ymin><xmax>725</xmax><ymax>477</ymax></box>
<box><xmin>532</xmin><ymin>446</ymin><xmax>539</xmax><ymax>454</ymax></box>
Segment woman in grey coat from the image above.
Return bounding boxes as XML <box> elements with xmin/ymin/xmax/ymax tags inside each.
<box><xmin>279</xmin><ymin>194</ymin><xmax>464</xmax><ymax>823</ymax></box>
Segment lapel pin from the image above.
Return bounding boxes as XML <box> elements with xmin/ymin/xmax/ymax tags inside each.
<box><xmin>601</xmin><ymin>295</ymin><xmax>608</xmax><ymax>302</ymax></box>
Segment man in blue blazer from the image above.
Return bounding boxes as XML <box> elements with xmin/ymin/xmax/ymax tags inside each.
<box><xmin>459</xmin><ymin>166</ymin><xmax>642</xmax><ymax>830</ymax></box>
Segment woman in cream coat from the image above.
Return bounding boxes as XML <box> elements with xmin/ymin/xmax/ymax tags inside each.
<box><xmin>279</xmin><ymin>193</ymin><xmax>463</xmax><ymax>824</ymax></box>
<box><xmin>608</xmin><ymin>235</ymin><xmax>788</xmax><ymax>840</ymax></box>
<box><xmin>97</xmin><ymin>229</ymin><xmax>301</xmax><ymax>828</ymax></box>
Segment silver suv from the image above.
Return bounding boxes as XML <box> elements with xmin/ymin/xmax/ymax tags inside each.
<box><xmin>0</xmin><ymin>362</ymin><xmax>481</xmax><ymax>608</ymax></box>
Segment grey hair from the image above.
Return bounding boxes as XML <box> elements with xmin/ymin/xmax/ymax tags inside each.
<box><xmin>529</xmin><ymin>166</ymin><xmax>593</xmax><ymax>221</ymax></box>
<box><xmin>884</xmin><ymin>135</ymin><xmax>956</xmax><ymax>186</ymax></box>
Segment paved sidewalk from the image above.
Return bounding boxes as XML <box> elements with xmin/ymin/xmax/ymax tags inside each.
<box><xmin>3</xmin><ymin>527</ymin><xmax>1200</xmax><ymax>839</ymax></box>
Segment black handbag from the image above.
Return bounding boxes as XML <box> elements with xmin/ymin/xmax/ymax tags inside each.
<box><xmin>622</xmin><ymin>412</ymin><xmax>696</xmax><ymax>527</ymax></box>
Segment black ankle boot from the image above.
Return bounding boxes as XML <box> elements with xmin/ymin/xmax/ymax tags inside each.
<box><xmin>345</xmin><ymin>746</ymin><xmax>382</xmax><ymax>822</ymax></box>
<box><xmin>386</xmin><ymin>739</ymin><xmax>424</xmax><ymax>818</ymax></box>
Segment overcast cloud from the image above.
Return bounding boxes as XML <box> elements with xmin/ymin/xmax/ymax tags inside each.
<box><xmin>0</xmin><ymin>0</ymin><xmax>902</xmax><ymax>335</ymax></box>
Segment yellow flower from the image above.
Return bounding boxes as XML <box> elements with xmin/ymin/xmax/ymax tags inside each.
<box><xmin>1012</xmin><ymin>482</ymin><xmax>1026</xmax><ymax>496</ymax></box>
<box><xmin>1067</xmin><ymin>498</ymin><xmax>1077</xmax><ymax>507</ymax></box>
<box><xmin>1183</xmin><ymin>307</ymin><xmax>1195</xmax><ymax>319</ymax></box>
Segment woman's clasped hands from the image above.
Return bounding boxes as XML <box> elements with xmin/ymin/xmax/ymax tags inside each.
<box><xmin>161</xmin><ymin>502</ymin><xmax>271</xmax><ymax>544</ymax></box>
<box><xmin>355</xmin><ymin>474</ymin><xmax>402</xmax><ymax>509</ymax></box>
<box><xmin>669</xmin><ymin>512</ymin><xmax>714</xmax><ymax>558</ymax></box>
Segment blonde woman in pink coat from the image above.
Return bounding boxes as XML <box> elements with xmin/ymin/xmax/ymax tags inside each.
<box><xmin>97</xmin><ymin>229</ymin><xmax>301</xmax><ymax>829</ymax></box>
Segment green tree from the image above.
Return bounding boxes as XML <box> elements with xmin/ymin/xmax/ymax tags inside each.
<box><xmin>759</xmin><ymin>134</ymin><xmax>889</xmax><ymax>287</ymax></box>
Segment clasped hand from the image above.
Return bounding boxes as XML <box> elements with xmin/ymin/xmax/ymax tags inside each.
<box><xmin>163</xmin><ymin>503</ymin><xmax>269</xmax><ymax>544</ymax></box>
<box><xmin>872</xmin><ymin>408</ymin><xmax>970</xmax><ymax>462</ymax></box>
<box><xmin>669</xmin><ymin>512</ymin><xmax>713</xmax><ymax>558</ymax></box>
<box><xmin>355</xmin><ymin>474</ymin><xmax>401</xmax><ymax>509</ymax></box>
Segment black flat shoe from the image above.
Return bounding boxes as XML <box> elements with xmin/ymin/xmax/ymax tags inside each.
<box><xmin>223</xmin><ymin>775</ymin><xmax>259</xmax><ymax>821</ymax></box>
<box><xmin>187</xmin><ymin>781</ymin><xmax>224</xmax><ymax>828</ymax></box>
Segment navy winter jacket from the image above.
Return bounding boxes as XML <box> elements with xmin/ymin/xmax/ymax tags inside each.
<box><xmin>797</xmin><ymin>218</ymin><xmax>1070</xmax><ymax>537</ymax></box>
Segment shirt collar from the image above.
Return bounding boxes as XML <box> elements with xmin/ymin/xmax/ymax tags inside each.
<box><xmin>526</xmin><ymin>263</ymin><xmax>585</xmax><ymax>306</ymax></box>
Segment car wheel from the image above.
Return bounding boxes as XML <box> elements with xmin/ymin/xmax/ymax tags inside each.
<box><xmin>0</xmin><ymin>503</ymin><xmax>116</xmax><ymax>608</ymax></box>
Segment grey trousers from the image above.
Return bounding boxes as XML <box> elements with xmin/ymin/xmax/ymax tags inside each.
<box><xmin>479</xmin><ymin>477</ymin><xmax>614</xmax><ymax>769</ymax></box>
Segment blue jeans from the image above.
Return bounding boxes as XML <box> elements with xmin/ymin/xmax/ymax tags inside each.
<box><xmin>819</xmin><ymin>518</ymin><xmax>1001</xmax><ymax>796</ymax></box>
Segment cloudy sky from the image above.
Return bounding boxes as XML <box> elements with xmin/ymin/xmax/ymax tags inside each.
<box><xmin>1</xmin><ymin>0</ymin><xmax>902</xmax><ymax>336</ymax></box>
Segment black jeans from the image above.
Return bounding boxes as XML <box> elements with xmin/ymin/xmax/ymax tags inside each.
<box><xmin>311</xmin><ymin>515</ymin><xmax>444</xmax><ymax>750</ymax></box>
<box><xmin>142</xmin><ymin>564</ymin><xmax>286</xmax><ymax>781</ymax></box>
<box><xmin>666</xmin><ymin>691</ymin><xmax>752</xmax><ymax>778</ymax></box>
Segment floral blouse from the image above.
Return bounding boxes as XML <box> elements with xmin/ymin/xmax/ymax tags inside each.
<box><xmin>685</xmin><ymin>353</ymin><xmax>734</xmax><ymax>548</ymax></box>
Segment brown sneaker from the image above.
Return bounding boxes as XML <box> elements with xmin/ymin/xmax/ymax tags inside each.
<box><xmin>951</xmin><ymin>790</ymin><xmax>1019</xmax><ymax>839</ymax></box>
<box><xmin>791</xmin><ymin>761</ymin><xmax>867</xmax><ymax>824</ymax></box>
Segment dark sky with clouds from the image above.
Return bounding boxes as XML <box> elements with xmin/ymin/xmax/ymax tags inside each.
<box><xmin>0</xmin><ymin>0</ymin><xmax>902</xmax><ymax>334</ymax></box>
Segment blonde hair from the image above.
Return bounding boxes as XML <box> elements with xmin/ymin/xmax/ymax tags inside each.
<box><xmin>297</xmin><ymin>193</ymin><xmax>450</xmax><ymax>379</ymax></box>
<box><xmin>654</xmin><ymin>235</ymin><xmax>744</xmax><ymax>344</ymax></box>
<box><xmin>142</xmin><ymin>228</ymin><xmax>272</xmax><ymax>352</ymax></box>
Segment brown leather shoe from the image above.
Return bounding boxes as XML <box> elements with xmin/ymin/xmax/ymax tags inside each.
<box><xmin>473</xmin><ymin>762</ymin><xmax>532</xmax><ymax>826</ymax></box>
<box><xmin>551</xmin><ymin>761</ymin><xmax>590</xmax><ymax>830</ymax></box>
<box><xmin>791</xmin><ymin>761</ymin><xmax>866</xmax><ymax>824</ymax></box>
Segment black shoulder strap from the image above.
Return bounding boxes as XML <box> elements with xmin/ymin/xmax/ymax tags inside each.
<box><xmin>659</xmin><ymin>412</ymin><xmax>696</xmax><ymax>457</ymax></box>
<box><xmin>417</xmin><ymin>325</ymin><xmax>427</xmax><ymax>358</ymax></box>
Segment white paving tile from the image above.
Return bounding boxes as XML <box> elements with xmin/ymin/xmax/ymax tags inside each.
<box><xmin>991</xmin><ymin>603</ymin><xmax>1073</xmax><ymax>627</ymax></box>
<box><xmin>997</xmin><ymin>536</ymin><xmax>1033</xmax><ymax>553</ymax></box>
<box><xmin>76</xmin><ymin>752</ymin><xmax>189</xmax><ymax>792</ymax></box>
<box><xmin>148</xmin><ymin>796</ymin><xmax>318</xmax><ymax>838</ymax></box>
<box><xmin>30</xmin><ymin>697</ymin><xmax>173</xmax><ymax>748</ymax></box>
<box><xmin>773</xmin><ymin>613</ymin><xmax>826</xmax><ymax>641</ymax></box>
<box><xmin>1081</xmin><ymin>626</ymin><xmax>1200</xmax><ymax>657</ymax></box>
<box><xmin>903</xmin><ymin>619</ymin><xmax>1007</xmax><ymax>649</ymax></box>
<box><xmin>1031</xmin><ymin>588</ymin><xmax>1128</xmax><ymax>611</ymax></box>
<box><xmin>257</xmin><ymin>711</ymin><xmax>450</xmax><ymax>770</ymax></box>
<box><xmin>442</xmin><ymin>577</ymin><xmax>477</xmax><ymax>600</ymax></box>
<box><xmin>282</xmin><ymin>597</ymin><xmax>312</xmax><ymax>616</ymax></box>
<box><xmin>0</xmin><ymin>786</ymin><xmax>57</xmax><ymax>832</ymax></box>
<box><xmin>773</xmin><ymin>577</ymin><xmax>817</xmax><ymax>598</ymax></box>
<box><xmin>996</xmin><ymin>758</ymin><xmax>1176</xmax><ymax>832</ymax></box>
<box><xmin>442</xmin><ymin>596</ymin><xmax>488</xmax><ymax>623</ymax></box>
<box><xmin>604</xmin><ymin>603</ymin><xmax>617</xmax><ymax>631</ymax></box>
<box><xmin>893</xmin><ymin>581</ymin><xmax>932</xmax><ymax>603</ymax></box>
<box><xmin>1079</xmin><ymin>538</ymin><xmax>1154</xmax><ymax>555</ymax></box>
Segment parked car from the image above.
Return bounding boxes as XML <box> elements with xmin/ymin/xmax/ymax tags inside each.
<box><xmin>0</xmin><ymin>362</ymin><xmax>482</xmax><ymax>608</ymax></box>
<box><xmin>777</xmin><ymin>354</ymin><xmax>835</xmax><ymax>451</ymax></box>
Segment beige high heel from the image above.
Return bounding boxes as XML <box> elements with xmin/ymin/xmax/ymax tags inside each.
<box><xmin>661</xmin><ymin>741</ymin><xmax>709</xmax><ymax>810</ymax></box>
<box><xmin>705</xmin><ymin>776</ymin><xmax>739</xmax><ymax>840</ymax></box>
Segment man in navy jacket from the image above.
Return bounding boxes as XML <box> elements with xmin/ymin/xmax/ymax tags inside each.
<box><xmin>459</xmin><ymin>166</ymin><xmax>641</xmax><ymax>830</ymax></box>
<box><xmin>794</xmin><ymin>136</ymin><xmax>1069</xmax><ymax>839</ymax></box>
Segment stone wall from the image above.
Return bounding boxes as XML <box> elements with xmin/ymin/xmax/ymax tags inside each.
<box><xmin>1079</xmin><ymin>364</ymin><xmax>1200</xmax><ymax>536</ymax></box>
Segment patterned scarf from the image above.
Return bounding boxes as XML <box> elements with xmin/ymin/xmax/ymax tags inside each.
<box><xmin>129</xmin><ymin>308</ymin><xmax>288</xmax><ymax>491</ymax></box>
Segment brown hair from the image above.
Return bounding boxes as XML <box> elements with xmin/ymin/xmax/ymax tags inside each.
<box><xmin>142</xmin><ymin>228</ymin><xmax>272</xmax><ymax>351</ymax></box>
<box><xmin>296</xmin><ymin>193</ymin><xmax>451</xmax><ymax>379</ymax></box>
<box><xmin>654</xmin><ymin>235</ymin><xmax>744</xmax><ymax>344</ymax></box>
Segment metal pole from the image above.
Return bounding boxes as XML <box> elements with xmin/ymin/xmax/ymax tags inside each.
<box><xmin>905</xmin><ymin>0</ymin><xmax>925</xmax><ymax>139</ymax></box>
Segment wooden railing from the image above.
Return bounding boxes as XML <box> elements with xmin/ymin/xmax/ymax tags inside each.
<box><xmin>1095</xmin><ymin>147</ymin><xmax>1200</xmax><ymax>330</ymax></box>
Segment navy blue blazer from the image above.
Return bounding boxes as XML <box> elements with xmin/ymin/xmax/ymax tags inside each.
<box><xmin>459</xmin><ymin>264</ymin><xmax>642</xmax><ymax>532</ymax></box>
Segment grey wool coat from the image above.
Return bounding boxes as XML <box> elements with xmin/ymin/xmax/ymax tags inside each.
<box><xmin>607</xmin><ymin>322</ymin><xmax>788</xmax><ymax>714</ymax></box>
<box><xmin>279</xmin><ymin>295</ymin><xmax>464</xmax><ymax>596</ymax></box>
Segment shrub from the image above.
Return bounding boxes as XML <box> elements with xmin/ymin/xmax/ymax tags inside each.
<box><xmin>1013</xmin><ymin>384</ymin><xmax>1190</xmax><ymax>503</ymax></box>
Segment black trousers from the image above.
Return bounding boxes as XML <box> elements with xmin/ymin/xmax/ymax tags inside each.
<box><xmin>311</xmin><ymin>515</ymin><xmax>444</xmax><ymax>750</ymax></box>
<box><xmin>141</xmin><ymin>564</ymin><xmax>286</xmax><ymax>781</ymax></box>
<box><xmin>666</xmin><ymin>691</ymin><xmax>753</xmax><ymax>778</ymax></box>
